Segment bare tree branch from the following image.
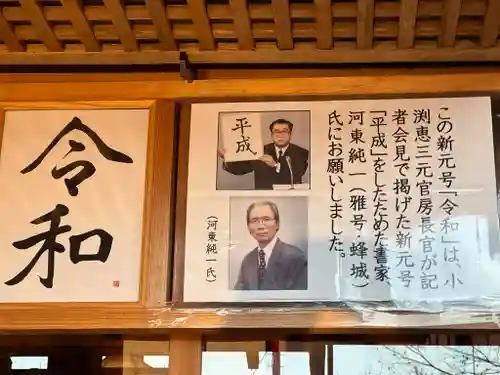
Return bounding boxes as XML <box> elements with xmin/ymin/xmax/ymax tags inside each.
<box><xmin>382</xmin><ymin>346</ymin><xmax>500</xmax><ymax>375</ymax></box>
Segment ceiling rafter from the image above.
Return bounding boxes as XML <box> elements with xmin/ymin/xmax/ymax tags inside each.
<box><xmin>145</xmin><ymin>0</ymin><xmax>176</xmax><ymax>50</ymax></box>
<box><xmin>60</xmin><ymin>0</ymin><xmax>100</xmax><ymax>52</ymax></box>
<box><xmin>271</xmin><ymin>0</ymin><xmax>293</xmax><ymax>50</ymax></box>
<box><xmin>186</xmin><ymin>0</ymin><xmax>215</xmax><ymax>50</ymax></box>
<box><xmin>228</xmin><ymin>0</ymin><xmax>253</xmax><ymax>50</ymax></box>
<box><xmin>398</xmin><ymin>0</ymin><xmax>419</xmax><ymax>49</ymax></box>
<box><xmin>18</xmin><ymin>0</ymin><xmax>62</xmax><ymax>52</ymax></box>
<box><xmin>439</xmin><ymin>0</ymin><xmax>462</xmax><ymax>48</ymax></box>
<box><xmin>314</xmin><ymin>0</ymin><xmax>332</xmax><ymax>50</ymax></box>
<box><xmin>357</xmin><ymin>0</ymin><xmax>374</xmax><ymax>49</ymax></box>
<box><xmin>102</xmin><ymin>0</ymin><xmax>138</xmax><ymax>51</ymax></box>
<box><xmin>480</xmin><ymin>0</ymin><xmax>500</xmax><ymax>47</ymax></box>
<box><xmin>0</xmin><ymin>8</ymin><xmax>25</xmax><ymax>52</ymax></box>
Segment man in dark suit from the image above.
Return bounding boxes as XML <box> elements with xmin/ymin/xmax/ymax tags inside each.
<box><xmin>233</xmin><ymin>201</ymin><xmax>307</xmax><ymax>291</ymax></box>
<box><xmin>219</xmin><ymin>118</ymin><xmax>309</xmax><ymax>190</ymax></box>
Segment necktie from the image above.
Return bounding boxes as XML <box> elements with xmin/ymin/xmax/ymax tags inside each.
<box><xmin>277</xmin><ymin>149</ymin><xmax>289</xmax><ymax>183</ymax></box>
<box><xmin>258</xmin><ymin>249</ymin><xmax>266</xmax><ymax>288</ymax></box>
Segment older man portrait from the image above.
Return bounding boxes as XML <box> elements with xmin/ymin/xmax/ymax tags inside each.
<box><xmin>233</xmin><ymin>200</ymin><xmax>307</xmax><ymax>291</ymax></box>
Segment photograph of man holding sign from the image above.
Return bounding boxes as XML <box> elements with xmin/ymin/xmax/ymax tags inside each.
<box><xmin>216</xmin><ymin>111</ymin><xmax>310</xmax><ymax>190</ymax></box>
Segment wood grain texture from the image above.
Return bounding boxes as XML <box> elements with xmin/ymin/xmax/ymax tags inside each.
<box><xmin>18</xmin><ymin>0</ymin><xmax>63</xmax><ymax>51</ymax></box>
<box><xmin>439</xmin><ymin>0</ymin><xmax>462</xmax><ymax>47</ymax></box>
<box><xmin>0</xmin><ymin>1</ymin><xmax>486</xmax><ymax>24</ymax></box>
<box><xmin>356</xmin><ymin>0</ymin><xmax>374</xmax><ymax>49</ymax></box>
<box><xmin>169</xmin><ymin>333</ymin><xmax>202</xmax><ymax>375</ymax></box>
<box><xmin>314</xmin><ymin>0</ymin><xmax>332</xmax><ymax>50</ymax></box>
<box><xmin>271</xmin><ymin>0</ymin><xmax>293</xmax><ymax>49</ymax></box>
<box><xmin>145</xmin><ymin>0</ymin><xmax>177</xmax><ymax>50</ymax></box>
<box><xmin>59</xmin><ymin>0</ymin><xmax>100</xmax><ymax>52</ymax></box>
<box><xmin>171</xmin><ymin>104</ymin><xmax>191</xmax><ymax>303</ymax></box>
<box><xmin>0</xmin><ymin>10</ymin><xmax>25</xmax><ymax>52</ymax></box>
<box><xmin>0</xmin><ymin>72</ymin><xmax>499</xmax><ymax>102</ymax></box>
<box><xmin>102</xmin><ymin>0</ymin><xmax>138</xmax><ymax>51</ymax></box>
<box><xmin>186</xmin><ymin>0</ymin><xmax>215</xmax><ymax>50</ymax></box>
<box><xmin>141</xmin><ymin>100</ymin><xmax>176</xmax><ymax>306</ymax></box>
<box><xmin>229</xmin><ymin>0</ymin><xmax>254</xmax><ymax>50</ymax></box>
<box><xmin>2</xmin><ymin>44</ymin><xmax>500</xmax><ymax>65</ymax></box>
<box><xmin>480</xmin><ymin>0</ymin><xmax>500</xmax><ymax>47</ymax></box>
<box><xmin>0</xmin><ymin>304</ymin><xmax>498</xmax><ymax>330</ymax></box>
<box><xmin>397</xmin><ymin>0</ymin><xmax>419</xmax><ymax>49</ymax></box>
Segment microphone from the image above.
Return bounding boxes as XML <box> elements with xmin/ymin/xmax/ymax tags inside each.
<box><xmin>285</xmin><ymin>156</ymin><xmax>294</xmax><ymax>190</ymax></box>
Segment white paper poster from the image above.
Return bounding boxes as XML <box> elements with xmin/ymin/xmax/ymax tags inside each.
<box><xmin>183</xmin><ymin>97</ymin><xmax>500</xmax><ymax>304</ymax></box>
<box><xmin>0</xmin><ymin>109</ymin><xmax>149</xmax><ymax>302</ymax></box>
<box><xmin>220</xmin><ymin>112</ymin><xmax>264</xmax><ymax>162</ymax></box>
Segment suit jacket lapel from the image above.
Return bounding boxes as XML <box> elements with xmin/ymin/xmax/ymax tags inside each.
<box><xmin>264</xmin><ymin>144</ymin><xmax>278</xmax><ymax>162</ymax></box>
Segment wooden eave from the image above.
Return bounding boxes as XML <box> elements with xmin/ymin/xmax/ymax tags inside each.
<box><xmin>0</xmin><ymin>0</ymin><xmax>497</xmax><ymax>65</ymax></box>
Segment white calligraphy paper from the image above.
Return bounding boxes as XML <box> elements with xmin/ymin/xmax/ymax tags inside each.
<box><xmin>219</xmin><ymin>112</ymin><xmax>264</xmax><ymax>162</ymax></box>
<box><xmin>0</xmin><ymin>109</ymin><xmax>149</xmax><ymax>302</ymax></box>
<box><xmin>184</xmin><ymin>98</ymin><xmax>500</xmax><ymax>304</ymax></box>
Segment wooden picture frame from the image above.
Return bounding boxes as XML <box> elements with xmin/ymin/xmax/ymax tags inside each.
<box><xmin>170</xmin><ymin>71</ymin><xmax>500</xmax><ymax>330</ymax></box>
<box><xmin>0</xmin><ymin>71</ymin><xmax>499</xmax><ymax>331</ymax></box>
<box><xmin>0</xmin><ymin>99</ymin><xmax>176</xmax><ymax>330</ymax></box>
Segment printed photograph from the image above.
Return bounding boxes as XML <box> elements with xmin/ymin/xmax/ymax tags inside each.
<box><xmin>216</xmin><ymin>110</ymin><xmax>311</xmax><ymax>190</ymax></box>
<box><xmin>228</xmin><ymin>196</ymin><xmax>308</xmax><ymax>291</ymax></box>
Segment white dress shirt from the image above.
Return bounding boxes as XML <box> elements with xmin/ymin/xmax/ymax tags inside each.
<box><xmin>274</xmin><ymin>145</ymin><xmax>289</xmax><ymax>173</ymax></box>
<box><xmin>258</xmin><ymin>235</ymin><xmax>278</xmax><ymax>267</ymax></box>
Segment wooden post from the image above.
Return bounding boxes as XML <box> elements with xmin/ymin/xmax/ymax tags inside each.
<box><xmin>48</xmin><ymin>347</ymin><xmax>101</xmax><ymax>375</ymax></box>
<box><xmin>327</xmin><ymin>344</ymin><xmax>333</xmax><ymax>375</ymax></box>
<box><xmin>309</xmin><ymin>343</ymin><xmax>325</xmax><ymax>375</ymax></box>
<box><xmin>169</xmin><ymin>333</ymin><xmax>202</xmax><ymax>375</ymax></box>
<box><xmin>0</xmin><ymin>356</ymin><xmax>11</xmax><ymax>374</ymax></box>
<box><xmin>271</xmin><ymin>340</ymin><xmax>280</xmax><ymax>375</ymax></box>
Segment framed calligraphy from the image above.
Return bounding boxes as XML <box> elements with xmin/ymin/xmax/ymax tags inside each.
<box><xmin>0</xmin><ymin>100</ymin><xmax>175</xmax><ymax>327</ymax></box>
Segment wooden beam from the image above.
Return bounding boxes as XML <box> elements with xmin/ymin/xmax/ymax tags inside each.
<box><xmin>357</xmin><ymin>0</ymin><xmax>374</xmax><ymax>49</ymax></box>
<box><xmin>102</xmin><ymin>0</ymin><xmax>138</xmax><ymax>51</ymax></box>
<box><xmin>0</xmin><ymin>9</ymin><xmax>25</xmax><ymax>52</ymax></box>
<box><xmin>229</xmin><ymin>0</ymin><xmax>254</xmax><ymax>50</ymax></box>
<box><xmin>141</xmin><ymin>100</ymin><xmax>176</xmax><ymax>306</ymax></box>
<box><xmin>169</xmin><ymin>333</ymin><xmax>202</xmax><ymax>375</ymax></box>
<box><xmin>60</xmin><ymin>0</ymin><xmax>100</xmax><ymax>52</ymax></box>
<box><xmin>1</xmin><ymin>46</ymin><xmax>500</xmax><ymax>65</ymax></box>
<box><xmin>327</xmin><ymin>344</ymin><xmax>333</xmax><ymax>375</ymax></box>
<box><xmin>0</xmin><ymin>298</ymin><xmax>497</xmax><ymax>330</ymax></box>
<box><xmin>187</xmin><ymin>0</ymin><xmax>215</xmax><ymax>50</ymax></box>
<box><xmin>397</xmin><ymin>0</ymin><xmax>419</xmax><ymax>49</ymax></box>
<box><xmin>309</xmin><ymin>343</ymin><xmax>325</xmax><ymax>375</ymax></box>
<box><xmin>480</xmin><ymin>0</ymin><xmax>500</xmax><ymax>47</ymax></box>
<box><xmin>145</xmin><ymin>0</ymin><xmax>176</xmax><ymax>50</ymax></box>
<box><xmin>314</xmin><ymin>0</ymin><xmax>332</xmax><ymax>50</ymax></box>
<box><xmin>271</xmin><ymin>0</ymin><xmax>293</xmax><ymax>49</ymax></box>
<box><xmin>439</xmin><ymin>0</ymin><xmax>462</xmax><ymax>47</ymax></box>
<box><xmin>246</xmin><ymin>349</ymin><xmax>259</xmax><ymax>370</ymax></box>
<box><xmin>0</xmin><ymin>357</ymin><xmax>11</xmax><ymax>373</ymax></box>
<box><xmin>18</xmin><ymin>0</ymin><xmax>62</xmax><ymax>52</ymax></box>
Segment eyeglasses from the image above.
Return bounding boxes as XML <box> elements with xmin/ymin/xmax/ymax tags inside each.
<box><xmin>249</xmin><ymin>217</ymin><xmax>275</xmax><ymax>225</ymax></box>
<box><xmin>271</xmin><ymin>130</ymin><xmax>290</xmax><ymax>135</ymax></box>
